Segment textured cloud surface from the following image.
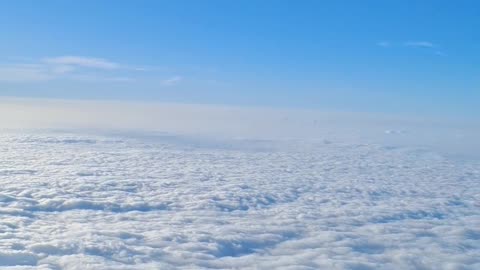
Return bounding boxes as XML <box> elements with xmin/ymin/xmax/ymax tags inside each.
<box><xmin>0</xmin><ymin>130</ymin><xmax>479</xmax><ymax>269</ymax></box>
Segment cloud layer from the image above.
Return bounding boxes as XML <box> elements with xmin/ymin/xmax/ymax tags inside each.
<box><xmin>0</xmin><ymin>130</ymin><xmax>478</xmax><ymax>269</ymax></box>
<box><xmin>0</xmin><ymin>98</ymin><xmax>478</xmax><ymax>158</ymax></box>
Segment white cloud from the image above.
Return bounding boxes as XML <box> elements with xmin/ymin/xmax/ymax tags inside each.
<box><xmin>105</xmin><ymin>76</ymin><xmax>134</xmax><ymax>82</ymax></box>
<box><xmin>61</xmin><ymin>73</ymin><xmax>134</xmax><ymax>82</ymax></box>
<box><xmin>0</xmin><ymin>124</ymin><xmax>477</xmax><ymax>268</ymax></box>
<box><xmin>50</xmin><ymin>65</ymin><xmax>76</xmax><ymax>74</ymax></box>
<box><xmin>377</xmin><ymin>41</ymin><xmax>391</xmax><ymax>47</ymax></box>
<box><xmin>0</xmin><ymin>56</ymin><xmax>138</xmax><ymax>82</ymax></box>
<box><xmin>404</xmin><ymin>41</ymin><xmax>435</xmax><ymax>48</ymax></box>
<box><xmin>0</xmin><ymin>65</ymin><xmax>52</xmax><ymax>82</ymax></box>
<box><xmin>43</xmin><ymin>56</ymin><xmax>120</xmax><ymax>70</ymax></box>
<box><xmin>0</xmin><ymin>98</ymin><xmax>478</xmax><ymax>268</ymax></box>
<box><xmin>162</xmin><ymin>75</ymin><xmax>183</xmax><ymax>86</ymax></box>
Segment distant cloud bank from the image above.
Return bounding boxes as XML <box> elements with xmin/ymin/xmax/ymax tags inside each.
<box><xmin>0</xmin><ymin>97</ymin><xmax>478</xmax><ymax>158</ymax></box>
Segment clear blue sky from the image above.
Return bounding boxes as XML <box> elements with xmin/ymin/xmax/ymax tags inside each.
<box><xmin>0</xmin><ymin>0</ymin><xmax>478</xmax><ymax>117</ymax></box>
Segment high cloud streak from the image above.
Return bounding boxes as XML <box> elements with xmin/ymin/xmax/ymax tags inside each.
<box><xmin>0</xmin><ymin>56</ymin><xmax>145</xmax><ymax>83</ymax></box>
<box><xmin>162</xmin><ymin>75</ymin><xmax>183</xmax><ymax>86</ymax></box>
<box><xmin>0</xmin><ymin>65</ymin><xmax>53</xmax><ymax>82</ymax></box>
<box><xmin>404</xmin><ymin>41</ymin><xmax>436</xmax><ymax>48</ymax></box>
<box><xmin>42</xmin><ymin>56</ymin><xmax>120</xmax><ymax>70</ymax></box>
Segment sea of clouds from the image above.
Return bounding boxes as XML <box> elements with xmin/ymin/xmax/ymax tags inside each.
<box><xmin>0</xmin><ymin>98</ymin><xmax>479</xmax><ymax>269</ymax></box>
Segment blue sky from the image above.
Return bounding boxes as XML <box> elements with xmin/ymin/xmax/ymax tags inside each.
<box><xmin>0</xmin><ymin>0</ymin><xmax>478</xmax><ymax>117</ymax></box>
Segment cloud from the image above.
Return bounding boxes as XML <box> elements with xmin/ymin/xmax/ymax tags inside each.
<box><xmin>162</xmin><ymin>75</ymin><xmax>183</xmax><ymax>86</ymax></box>
<box><xmin>403</xmin><ymin>41</ymin><xmax>435</xmax><ymax>48</ymax></box>
<box><xmin>377</xmin><ymin>41</ymin><xmax>391</xmax><ymax>47</ymax></box>
<box><xmin>378</xmin><ymin>41</ymin><xmax>444</xmax><ymax>56</ymax></box>
<box><xmin>43</xmin><ymin>56</ymin><xmax>120</xmax><ymax>70</ymax></box>
<box><xmin>65</xmin><ymin>74</ymin><xmax>135</xmax><ymax>82</ymax></box>
<box><xmin>0</xmin><ymin>56</ymin><xmax>140</xmax><ymax>82</ymax></box>
<box><xmin>0</xmin><ymin>109</ymin><xmax>477</xmax><ymax>268</ymax></box>
<box><xmin>50</xmin><ymin>65</ymin><xmax>76</xmax><ymax>74</ymax></box>
<box><xmin>0</xmin><ymin>65</ymin><xmax>52</xmax><ymax>82</ymax></box>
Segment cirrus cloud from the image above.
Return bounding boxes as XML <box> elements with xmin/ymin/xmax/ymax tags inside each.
<box><xmin>162</xmin><ymin>75</ymin><xmax>183</xmax><ymax>86</ymax></box>
<box><xmin>0</xmin><ymin>56</ymin><xmax>145</xmax><ymax>83</ymax></box>
<box><xmin>403</xmin><ymin>41</ymin><xmax>435</xmax><ymax>48</ymax></box>
<box><xmin>42</xmin><ymin>56</ymin><xmax>120</xmax><ymax>70</ymax></box>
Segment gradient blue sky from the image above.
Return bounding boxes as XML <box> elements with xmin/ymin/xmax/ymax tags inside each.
<box><xmin>0</xmin><ymin>0</ymin><xmax>478</xmax><ymax>117</ymax></box>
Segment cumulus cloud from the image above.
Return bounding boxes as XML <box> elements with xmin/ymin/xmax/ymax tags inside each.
<box><xmin>0</xmin><ymin>99</ymin><xmax>479</xmax><ymax>268</ymax></box>
<box><xmin>0</xmin><ymin>129</ymin><xmax>478</xmax><ymax>269</ymax></box>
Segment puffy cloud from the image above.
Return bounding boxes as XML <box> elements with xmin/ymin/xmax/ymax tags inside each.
<box><xmin>0</xmin><ymin>130</ymin><xmax>478</xmax><ymax>269</ymax></box>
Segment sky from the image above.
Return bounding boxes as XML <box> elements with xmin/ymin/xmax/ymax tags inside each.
<box><xmin>0</xmin><ymin>0</ymin><xmax>479</xmax><ymax>117</ymax></box>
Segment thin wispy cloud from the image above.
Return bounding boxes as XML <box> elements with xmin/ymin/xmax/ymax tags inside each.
<box><xmin>50</xmin><ymin>65</ymin><xmax>76</xmax><ymax>74</ymax></box>
<box><xmin>0</xmin><ymin>64</ymin><xmax>52</xmax><ymax>82</ymax></box>
<box><xmin>66</xmin><ymin>74</ymin><xmax>134</xmax><ymax>82</ymax></box>
<box><xmin>377</xmin><ymin>40</ymin><xmax>445</xmax><ymax>56</ymax></box>
<box><xmin>162</xmin><ymin>75</ymin><xmax>183</xmax><ymax>86</ymax></box>
<box><xmin>377</xmin><ymin>41</ymin><xmax>437</xmax><ymax>49</ymax></box>
<box><xmin>377</xmin><ymin>41</ymin><xmax>391</xmax><ymax>47</ymax></box>
<box><xmin>43</xmin><ymin>56</ymin><xmax>120</xmax><ymax>70</ymax></box>
<box><xmin>0</xmin><ymin>56</ymin><xmax>142</xmax><ymax>82</ymax></box>
<box><xmin>403</xmin><ymin>41</ymin><xmax>435</xmax><ymax>48</ymax></box>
